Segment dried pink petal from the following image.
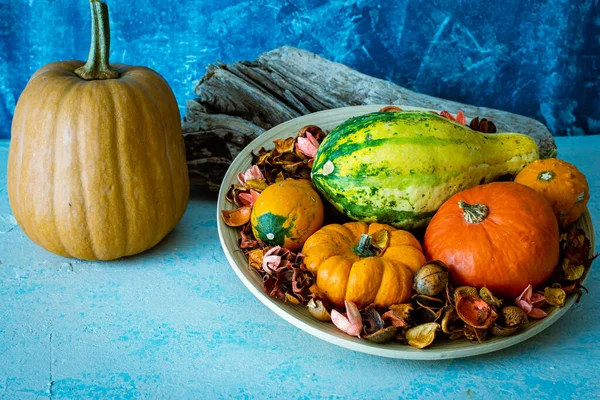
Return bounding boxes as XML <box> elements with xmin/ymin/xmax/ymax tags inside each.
<box><xmin>516</xmin><ymin>284</ymin><xmax>533</xmax><ymax>303</ymax></box>
<box><xmin>381</xmin><ymin>311</ymin><xmax>408</xmax><ymax>328</ymax></box>
<box><xmin>238</xmin><ymin>165</ymin><xmax>264</xmax><ymax>186</ymax></box>
<box><xmin>295</xmin><ymin>132</ymin><xmax>320</xmax><ymax>159</ymax></box>
<box><xmin>518</xmin><ymin>300</ymin><xmax>533</xmax><ymax>314</ymax></box>
<box><xmin>440</xmin><ymin>110</ymin><xmax>455</xmax><ymax>121</ymax></box>
<box><xmin>262</xmin><ymin>246</ymin><xmax>283</xmax><ymax>273</ymax></box>
<box><xmin>530</xmin><ymin>293</ymin><xmax>546</xmax><ymax>307</ymax></box>
<box><xmin>331</xmin><ymin>301</ymin><xmax>362</xmax><ymax>338</ymax></box>
<box><xmin>440</xmin><ymin>110</ymin><xmax>467</xmax><ymax>125</ymax></box>
<box><xmin>238</xmin><ymin>190</ymin><xmax>260</xmax><ymax>207</ymax></box>
<box><xmin>527</xmin><ymin>308</ymin><xmax>548</xmax><ymax>319</ymax></box>
<box><xmin>515</xmin><ymin>284</ymin><xmax>547</xmax><ymax>319</ymax></box>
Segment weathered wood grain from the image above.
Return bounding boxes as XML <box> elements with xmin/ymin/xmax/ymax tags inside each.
<box><xmin>183</xmin><ymin>46</ymin><xmax>557</xmax><ymax>190</ymax></box>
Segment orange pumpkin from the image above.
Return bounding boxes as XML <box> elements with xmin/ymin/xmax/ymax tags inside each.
<box><xmin>514</xmin><ymin>158</ymin><xmax>589</xmax><ymax>226</ymax></box>
<box><xmin>302</xmin><ymin>222</ymin><xmax>424</xmax><ymax>308</ymax></box>
<box><xmin>7</xmin><ymin>0</ymin><xmax>189</xmax><ymax>260</ymax></box>
<box><xmin>423</xmin><ymin>182</ymin><xmax>559</xmax><ymax>298</ymax></box>
<box><xmin>251</xmin><ymin>179</ymin><xmax>324</xmax><ymax>251</ymax></box>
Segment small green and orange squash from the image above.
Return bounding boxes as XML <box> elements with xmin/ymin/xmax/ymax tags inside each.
<box><xmin>514</xmin><ymin>158</ymin><xmax>589</xmax><ymax>226</ymax></box>
<box><xmin>251</xmin><ymin>179</ymin><xmax>324</xmax><ymax>251</ymax></box>
<box><xmin>302</xmin><ymin>222</ymin><xmax>425</xmax><ymax>308</ymax></box>
<box><xmin>423</xmin><ymin>182</ymin><xmax>560</xmax><ymax>298</ymax></box>
<box><xmin>7</xmin><ymin>0</ymin><xmax>189</xmax><ymax>260</ymax></box>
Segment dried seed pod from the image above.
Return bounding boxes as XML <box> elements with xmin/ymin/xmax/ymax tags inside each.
<box><xmin>455</xmin><ymin>292</ymin><xmax>498</xmax><ymax>329</ymax></box>
<box><xmin>413</xmin><ymin>261</ymin><xmax>449</xmax><ymax>296</ymax></box>
<box><xmin>479</xmin><ymin>287</ymin><xmax>502</xmax><ymax>308</ymax></box>
<box><xmin>361</xmin><ymin>306</ymin><xmax>385</xmax><ymax>335</ymax></box>
<box><xmin>544</xmin><ymin>286</ymin><xmax>566</xmax><ymax>307</ymax></box>
<box><xmin>406</xmin><ymin>323</ymin><xmax>440</xmax><ymax>349</ymax></box>
<box><xmin>491</xmin><ymin>324</ymin><xmax>519</xmax><ymax>337</ymax></box>
<box><xmin>307</xmin><ymin>298</ymin><xmax>331</xmax><ymax>322</ymax></box>
<box><xmin>364</xmin><ymin>327</ymin><xmax>398</xmax><ymax>344</ymax></box>
<box><xmin>502</xmin><ymin>306</ymin><xmax>528</xmax><ymax>327</ymax></box>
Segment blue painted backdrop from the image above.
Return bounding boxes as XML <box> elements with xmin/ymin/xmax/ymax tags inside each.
<box><xmin>0</xmin><ymin>0</ymin><xmax>598</xmax><ymax>139</ymax></box>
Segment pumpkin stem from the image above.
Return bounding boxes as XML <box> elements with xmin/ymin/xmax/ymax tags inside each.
<box><xmin>458</xmin><ymin>200</ymin><xmax>489</xmax><ymax>224</ymax></box>
<box><xmin>354</xmin><ymin>234</ymin><xmax>376</xmax><ymax>257</ymax></box>
<box><xmin>74</xmin><ymin>0</ymin><xmax>120</xmax><ymax>80</ymax></box>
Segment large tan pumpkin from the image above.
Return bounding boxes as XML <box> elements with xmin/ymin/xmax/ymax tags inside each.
<box><xmin>7</xmin><ymin>0</ymin><xmax>189</xmax><ymax>260</ymax></box>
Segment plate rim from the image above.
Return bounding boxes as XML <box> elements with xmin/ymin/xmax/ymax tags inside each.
<box><xmin>216</xmin><ymin>105</ymin><xmax>595</xmax><ymax>360</ymax></box>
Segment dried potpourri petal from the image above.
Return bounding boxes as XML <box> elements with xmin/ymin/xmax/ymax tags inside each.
<box><xmin>273</xmin><ymin>137</ymin><xmax>296</xmax><ymax>153</ymax></box>
<box><xmin>561</xmin><ymin>229</ymin><xmax>591</xmax><ymax>265</ymax></box>
<box><xmin>381</xmin><ymin>310</ymin><xmax>408</xmax><ymax>328</ymax></box>
<box><xmin>562</xmin><ymin>258</ymin><xmax>586</xmax><ymax>281</ymax></box>
<box><xmin>544</xmin><ymin>286</ymin><xmax>567</xmax><ymax>307</ymax></box>
<box><xmin>406</xmin><ymin>323</ymin><xmax>440</xmax><ymax>349</ymax></box>
<box><xmin>455</xmin><ymin>291</ymin><xmax>498</xmax><ymax>329</ymax></box>
<box><xmin>307</xmin><ymin>298</ymin><xmax>331</xmax><ymax>322</ymax></box>
<box><xmin>331</xmin><ymin>301</ymin><xmax>363</xmax><ymax>338</ymax></box>
<box><xmin>515</xmin><ymin>284</ymin><xmax>547</xmax><ymax>319</ymax></box>
<box><xmin>439</xmin><ymin>110</ymin><xmax>466</xmax><ymax>125</ymax></box>
<box><xmin>479</xmin><ymin>287</ymin><xmax>503</xmax><ymax>308</ymax></box>
<box><xmin>364</xmin><ymin>327</ymin><xmax>398</xmax><ymax>344</ymax></box>
<box><xmin>441</xmin><ymin>307</ymin><xmax>463</xmax><ymax>335</ymax></box>
<box><xmin>221</xmin><ymin>207</ymin><xmax>252</xmax><ymax>227</ymax></box>
<box><xmin>239</xmin><ymin>222</ymin><xmax>258</xmax><ymax>249</ymax></box>
<box><xmin>491</xmin><ymin>324</ymin><xmax>519</xmax><ymax>337</ymax></box>
<box><xmin>389</xmin><ymin>303</ymin><xmax>414</xmax><ymax>320</ymax></box>
<box><xmin>469</xmin><ymin>117</ymin><xmax>497</xmax><ymax>133</ymax></box>
<box><xmin>370</xmin><ymin>230</ymin><xmax>391</xmax><ymax>255</ymax></box>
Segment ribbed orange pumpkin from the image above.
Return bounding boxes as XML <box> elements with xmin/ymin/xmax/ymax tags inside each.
<box><xmin>7</xmin><ymin>0</ymin><xmax>189</xmax><ymax>260</ymax></box>
<box><xmin>423</xmin><ymin>182</ymin><xmax>559</xmax><ymax>298</ymax></box>
<box><xmin>302</xmin><ymin>222</ymin><xmax>423</xmax><ymax>308</ymax></box>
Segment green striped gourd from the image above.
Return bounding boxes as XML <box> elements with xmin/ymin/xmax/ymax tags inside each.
<box><xmin>311</xmin><ymin>111</ymin><xmax>540</xmax><ymax>229</ymax></box>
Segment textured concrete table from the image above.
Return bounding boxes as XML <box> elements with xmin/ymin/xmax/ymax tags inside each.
<box><xmin>1</xmin><ymin>137</ymin><xmax>598</xmax><ymax>399</ymax></box>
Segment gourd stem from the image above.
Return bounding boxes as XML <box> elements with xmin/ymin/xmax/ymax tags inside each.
<box><xmin>354</xmin><ymin>234</ymin><xmax>376</xmax><ymax>257</ymax></box>
<box><xmin>458</xmin><ymin>200</ymin><xmax>489</xmax><ymax>224</ymax></box>
<box><xmin>74</xmin><ymin>0</ymin><xmax>120</xmax><ymax>80</ymax></box>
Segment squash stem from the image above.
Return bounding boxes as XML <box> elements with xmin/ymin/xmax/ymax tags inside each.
<box><xmin>354</xmin><ymin>234</ymin><xmax>376</xmax><ymax>257</ymax></box>
<box><xmin>458</xmin><ymin>200</ymin><xmax>489</xmax><ymax>224</ymax></box>
<box><xmin>74</xmin><ymin>0</ymin><xmax>120</xmax><ymax>80</ymax></box>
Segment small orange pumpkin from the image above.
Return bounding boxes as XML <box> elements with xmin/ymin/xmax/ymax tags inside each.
<box><xmin>514</xmin><ymin>158</ymin><xmax>589</xmax><ymax>226</ymax></box>
<box><xmin>7</xmin><ymin>0</ymin><xmax>189</xmax><ymax>260</ymax></box>
<box><xmin>423</xmin><ymin>182</ymin><xmax>559</xmax><ymax>298</ymax></box>
<box><xmin>302</xmin><ymin>222</ymin><xmax>424</xmax><ymax>308</ymax></box>
<box><xmin>251</xmin><ymin>179</ymin><xmax>324</xmax><ymax>251</ymax></box>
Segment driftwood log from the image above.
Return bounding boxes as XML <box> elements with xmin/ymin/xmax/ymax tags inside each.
<box><xmin>183</xmin><ymin>46</ymin><xmax>556</xmax><ymax>191</ymax></box>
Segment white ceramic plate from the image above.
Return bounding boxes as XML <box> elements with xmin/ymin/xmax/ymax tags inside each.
<box><xmin>216</xmin><ymin>105</ymin><xmax>595</xmax><ymax>360</ymax></box>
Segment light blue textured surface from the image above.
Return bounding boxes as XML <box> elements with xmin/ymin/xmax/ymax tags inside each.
<box><xmin>0</xmin><ymin>136</ymin><xmax>599</xmax><ymax>399</ymax></box>
<box><xmin>0</xmin><ymin>0</ymin><xmax>599</xmax><ymax>138</ymax></box>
